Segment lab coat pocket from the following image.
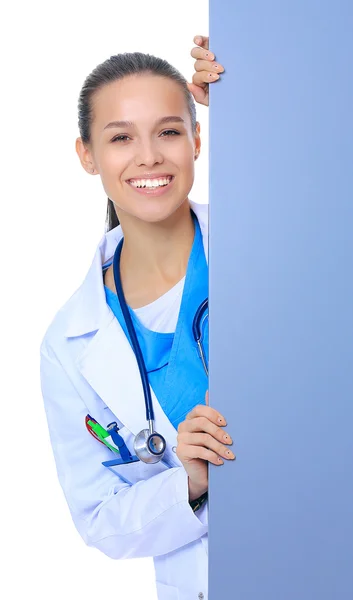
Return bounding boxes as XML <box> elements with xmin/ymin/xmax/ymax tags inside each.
<box><xmin>155</xmin><ymin>581</ymin><xmax>180</xmax><ymax>600</ymax></box>
<box><xmin>104</xmin><ymin>426</ymin><xmax>170</xmax><ymax>485</ymax></box>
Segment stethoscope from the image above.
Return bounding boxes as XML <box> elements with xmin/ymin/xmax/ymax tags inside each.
<box><xmin>113</xmin><ymin>236</ymin><xmax>208</xmax><ymax>465</ymax></box>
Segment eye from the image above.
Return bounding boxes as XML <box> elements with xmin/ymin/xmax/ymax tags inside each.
<box><xmin>111</xmin><ymin>134</ymin><xmax>130</xmax><ymax>143</ymax></box>
<box><xmin>160</xmin><ymin>129</ymin><xmax>180</xmax><ymax>137</ymax></box>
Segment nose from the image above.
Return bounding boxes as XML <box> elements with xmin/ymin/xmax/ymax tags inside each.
<box><xmin>134</xmin><ymin>138</ymin><xmax>163</xmax><ymax>167</ymax></box>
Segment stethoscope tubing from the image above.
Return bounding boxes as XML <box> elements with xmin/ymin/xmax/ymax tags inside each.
<box><xmin>113</xmin><ymin>238</ymin><xmax>156</xmax><ymax>423</ymax></box>
<box><xmin>109</xmin><ymin>222</ymin><xmax>208</xmax><ymax>464</ymax></box>
<box><xmin>113</xmin><ymin>238</ymin><xmax>209</xmax><ymax>418</ymax></box>
<box><xmin>193</xmin><ymin>298</ymin><xmax>209</xmax><ymax>376</ymax></box>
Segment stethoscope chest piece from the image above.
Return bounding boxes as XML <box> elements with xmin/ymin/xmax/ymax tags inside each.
<box><xmin>134</xmin><ymin>428</ymin><xmax>167</xmax><ymax>464</ymax></box>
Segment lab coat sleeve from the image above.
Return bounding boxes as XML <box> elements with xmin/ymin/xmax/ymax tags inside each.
<box><xmin>40</xmin><ymin>341</ymin><xmax>208</xmax><ymax>560</ymax></box>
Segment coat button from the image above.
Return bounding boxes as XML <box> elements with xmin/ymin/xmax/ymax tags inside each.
<box><xmin>198</xmin><ymin>594</ymin><xmax>204</xmax><ymax>600</ymax></box>
<box><xmin>172</xmin><ymin>446</ymin><xmax>177</xmax><ymax>453</ymax></box>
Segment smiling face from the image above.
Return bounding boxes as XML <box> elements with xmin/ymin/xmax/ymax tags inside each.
<box><xmin>77</xmin><ymin>73</ymin><xmax>201</xmax><ymax>224</ymax></box>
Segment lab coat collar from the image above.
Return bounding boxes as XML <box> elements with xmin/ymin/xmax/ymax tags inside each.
<box><xmin>65</xmin><ymin>200</ymin><xmax>208</xmax><ymax>338</ymax></box>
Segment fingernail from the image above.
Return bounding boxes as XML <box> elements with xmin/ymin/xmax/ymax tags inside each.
<box><xmin>209</xmin><ymin>73</ymin><xmax>219</xmax><ymax>79</ymax></box>
<box><xmin>223</xmin><ymin>434</ymin><xmax>232</xmax><ymax>443</ymax></box>
<box><xmin>195</xmin><ymin>36</ymin><xmax>202</xmax><ymax>44</ymax></box>
<box><xmin>225</xmin><ymin>450</ymin><xmax>235</xmax><ymax>459</ymax></box>
<box><xmin>218</xmin><ymin>457</ymin><xmax>224</xmax><ymax>464</ymax></box>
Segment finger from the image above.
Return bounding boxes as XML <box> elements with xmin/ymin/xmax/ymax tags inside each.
<box><xmin>190</xmin><ymin>46</ymin><xmax>214</xmax><ymax>61</ymax></box>
<box><xmin>205</xmin><ymin>390</ymin><xmax>209</xmax><ymax>406</ymax></box>
<box><xmin>194</xmin><ymin>59</ymin><xmax>224</xmax><ymax>74</ymax></box>
<box><xmin>193</xmin><ymin>35</ymin><xmax>209</xmax><ymax>50</ymax></box>
<box><xmin>191</xmin><ymin>70</ymin><xmax>219</xmax><ymax>87</ymax></box>
<box><xmin>181</xmin><ymin>416</ymin><xmax>233</xmax><ymax>445</ymax></box>
<box><xmin>179</xmin><ymin>432</ymin><xmax>236</xmax><ymax>460</ymax></box>
<box><xmin>178</xmin><ymin>443</ymin><xmax>225</xmax><ymax>466</ymax></box>
<box><xmin>186</xmin><ymin>403</ymin><xmax>226</xmax><ymax>425</ymax></box>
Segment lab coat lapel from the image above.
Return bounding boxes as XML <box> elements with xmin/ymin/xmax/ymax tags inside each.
<box><xmin>76</xmin><ymin>313</ymin><xmax>181</xmax><ymax>467</ymax></box>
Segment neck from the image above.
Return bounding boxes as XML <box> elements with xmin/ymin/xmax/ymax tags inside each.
<box><xmin>118</xmin><ymin>200</ymin><xmax>195</xmax><ymax>304</ymax></box>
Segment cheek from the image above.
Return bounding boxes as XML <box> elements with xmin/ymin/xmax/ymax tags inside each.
<box><xmin>170</xmin><ymin>141</ymin><xmax>195</xmax><ymax>173</ymax></box>
<box><xmin>180</xmin><ymin>149</ymin><xmax>195</xmax><ymax>180</ymax></box>
<box><xmin>98</xmin><ymin>145</ymin><xmax>128</xmax><ymax>177</ymax></box>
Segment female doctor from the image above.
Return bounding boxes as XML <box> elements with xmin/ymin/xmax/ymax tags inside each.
<box><xmin>40</xmin><ymin>37</ymin><xmax>234</xmax><ymax>600</ymax></box>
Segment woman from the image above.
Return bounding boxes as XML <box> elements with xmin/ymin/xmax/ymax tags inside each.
<box><xmin>40</xmin><ymin>36</ymin><xmax>234</xmax><ymax>600</ymax></box>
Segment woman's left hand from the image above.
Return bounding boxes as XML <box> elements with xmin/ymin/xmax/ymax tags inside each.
<box><xmin>187</xmin><ymin>35</ymin><xmax>224</xmax><ymax>106</ymax></box>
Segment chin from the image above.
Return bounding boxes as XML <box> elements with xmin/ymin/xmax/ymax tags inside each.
<box><xmin>135</xmin><ymin>199</ymin><xmax>188</xmax><ymax>224</ymax></box>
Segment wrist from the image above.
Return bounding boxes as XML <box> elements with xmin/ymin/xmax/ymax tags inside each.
<box><xmin>188</xmin><ymin>479</ymin><xmax>208</xmax><ymax>502</ymax></box>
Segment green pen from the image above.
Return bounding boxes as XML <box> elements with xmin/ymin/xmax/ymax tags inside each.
<box><xmin>86</xmin><ymin>417</ymin><xmax>121</xmax><ymax>454</ymax></box>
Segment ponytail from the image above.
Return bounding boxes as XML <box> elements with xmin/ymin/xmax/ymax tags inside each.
<box><xmin>105</xmin><ymin>198</ymin><xmax>120</xmax><ymax>232</ymax></box>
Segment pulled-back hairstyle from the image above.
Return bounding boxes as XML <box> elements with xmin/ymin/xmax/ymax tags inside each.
<box><xmin>77</xmin><ymin>52</ymin><xmax>197</xmax><ymax>232</ymax></box>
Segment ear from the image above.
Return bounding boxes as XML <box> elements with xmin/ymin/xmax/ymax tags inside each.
<box><xmin>194</xmin><ymin>122</ymin><xmax>201</xmax><ymax>160</ymax></box>
<box><xmin>75</xmin><ymin>137</ymin><xmax>97</xmax><ymax>175</ymax></box>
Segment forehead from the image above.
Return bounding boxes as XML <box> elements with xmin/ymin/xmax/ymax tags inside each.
<box><xmin>91</xmin><ymin>74</ymin><xmax>190</xmax><ymax>129</ymax></box>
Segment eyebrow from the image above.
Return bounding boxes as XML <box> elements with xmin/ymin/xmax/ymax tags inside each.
<box><xmin>103</xmin><ymin>116</ymin><xmax>185</xmax><ymax>130</ymax></box>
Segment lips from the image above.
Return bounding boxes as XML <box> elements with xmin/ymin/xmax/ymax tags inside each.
<box><xmin>127</xmin><ymin>175</ymin><xmax>174</xmax><ymax>190</ymax></box>
<box><xmin>126</xmin><ymin>175</ymin><xmax>175</xmax><ymax>196</ymax></box>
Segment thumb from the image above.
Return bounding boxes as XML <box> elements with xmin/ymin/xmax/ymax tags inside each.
<box><xmin>187</xmin><ymin>82</ymin><xmax>208</xmax><ymax>106</ymax></box>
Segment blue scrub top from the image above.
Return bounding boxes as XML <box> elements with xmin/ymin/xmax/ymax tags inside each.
<box><xmin>103</xmin><ymin>211</ymin><xmax>208</xmax><ymax>430</ymax></box>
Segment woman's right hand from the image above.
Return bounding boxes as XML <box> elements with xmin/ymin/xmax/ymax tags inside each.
<box><xmin>176</xmin><ymin>391</ymin><xmax>235</xmax><ymax>501</ymax></box>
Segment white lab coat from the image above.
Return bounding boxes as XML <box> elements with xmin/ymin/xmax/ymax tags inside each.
<box><xmin>40</xmin><ymin>200</ymin><xmax>209</xmax><ymax>600</ymax></box>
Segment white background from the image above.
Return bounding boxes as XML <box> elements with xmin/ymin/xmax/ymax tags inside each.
<box><xmin>1</xmin><ymin>1</ymin><xmax>208</xmax><ymax>599</ymax></box>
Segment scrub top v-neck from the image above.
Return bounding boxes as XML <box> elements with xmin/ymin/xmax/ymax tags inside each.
<box><xmin>103</xmin><ymin>210</ymin><xmax>208</xmax><ymax>430</ymax></box>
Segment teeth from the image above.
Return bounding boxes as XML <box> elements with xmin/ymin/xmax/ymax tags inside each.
<box><xmin>129</xmin><ymin>176</ymin><xmax>172</xmax><ymax>189</ymax></box>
